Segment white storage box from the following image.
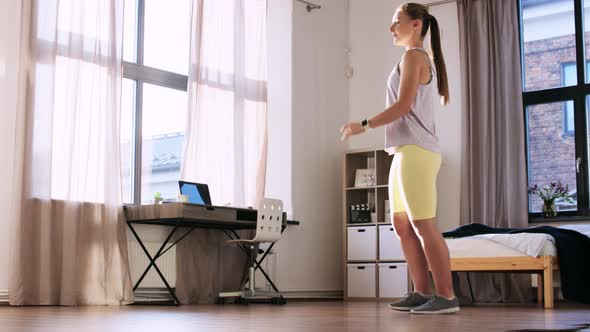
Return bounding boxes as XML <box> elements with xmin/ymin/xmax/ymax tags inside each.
<box><xmin>347</xmin><ymin>226</ymin><xmax>377</xmax><ymax>261</ymax></box>
<box><xmin>347</xmin><ymin>264</ymin><xmax>376</xmax><ymax>297</ymax></box>
<box><xmin>378</xmin><ymin>225</ymin><xmax>404</xmax><ymax>260</ymax></box>
<box><xmin>378</xmin><ymin>263</ymin><xmax>408</xmax><ymax>298</ymax></box>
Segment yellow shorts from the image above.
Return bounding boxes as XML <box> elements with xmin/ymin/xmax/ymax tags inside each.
<box><xmin>388</xmin><ymin>144</ymin><xmax>442</xmax><ymax>221</ymax></box>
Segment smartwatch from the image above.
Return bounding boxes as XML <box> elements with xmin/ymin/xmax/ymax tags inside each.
<box><xmin>361</xmin><ymin>119</ymin><xmax>370</xmax><ymax>130</ymax></box>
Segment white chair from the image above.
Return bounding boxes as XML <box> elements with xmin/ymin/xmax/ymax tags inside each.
<box><xmin>218</xmin><ymin>198</ymin><xmax>286</xmax><ymax>304</ymax></box>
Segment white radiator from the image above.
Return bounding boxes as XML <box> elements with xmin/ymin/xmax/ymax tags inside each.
<box><xmin>128</xmin><ymin>240</ymin><xmax>176</xmax><ymax>288</ymax></box>
<box><xmin>127</xmin><ymin>241</ymin><xmax>278</xmax><ymax>292</ymax></box>
<box><xmin>0</xmin><ymin>289</ymin><xmax>8</xmax><ymax>303</ymax></box>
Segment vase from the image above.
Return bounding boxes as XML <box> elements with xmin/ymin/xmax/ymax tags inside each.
<box><xmin>542</xmin><ymin>199</ymin><xmax>556</xmax><ymax>218</ymax></box>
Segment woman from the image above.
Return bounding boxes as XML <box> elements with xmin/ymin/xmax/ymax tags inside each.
<box><xmin>341</xmin><ymin>3</ymin><xmax>458</xmax><ymax>314</ymax></box>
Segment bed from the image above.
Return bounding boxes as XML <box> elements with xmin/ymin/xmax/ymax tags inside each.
<box><xmin>444</xmin><ymin>224</ymin><xmax>590</xmax><ymax>309</ymax></box>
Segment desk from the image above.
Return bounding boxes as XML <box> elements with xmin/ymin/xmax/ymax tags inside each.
<box><xmin>124</xmin><ymin>203</ymin><xmax>299</xmax><ymax>305</ymax></box>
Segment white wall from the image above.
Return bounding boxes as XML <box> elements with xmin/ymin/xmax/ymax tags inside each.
<box><xmin>426</xmin><ymin>2</ymin><xmax>462</xmax><ymax>233</ymax></box>
<box><xmin>348</xmin><ymin>0</ymin><xmax>398</xmax><ymax>150</ymax></box>
<box><xmin>0</xmin><ymin>0</ymin><xmax>22</xmax><ymax>295</ymax></box>
<box><xmin>272</xmin><ymin>0</ymin><xmax>348</xmax><ymax>292</ymax></box>
<box><xmin>347</xmin><ymin>0</ymin><xmax>463</xmax><ymax>233</ymax></box>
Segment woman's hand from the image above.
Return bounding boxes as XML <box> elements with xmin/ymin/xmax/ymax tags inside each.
<box><xmin>340</xmin><ymin>122</ymin><xmax>365</xmax><ymax>141</ymax></box>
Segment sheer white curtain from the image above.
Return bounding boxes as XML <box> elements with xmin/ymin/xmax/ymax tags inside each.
<box><xmin>10</xmin><ymin>0</ymin><xmax>133</xmax><ymax>305</ymax></box>
<box><xmin>182</xmin><ymin>0</ymin><xmax>268</xmax><ymax>206</ymax></box>
<box><xmin>175</xmin><ymin>0</ymin><xmax>269</xmax><ymax>304</ymax></box>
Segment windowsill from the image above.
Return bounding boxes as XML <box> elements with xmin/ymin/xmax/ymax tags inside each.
<box><xmin>529</xmin><ymin>215</ymin><xmax>590</xmax><ymax>224</ymax></box>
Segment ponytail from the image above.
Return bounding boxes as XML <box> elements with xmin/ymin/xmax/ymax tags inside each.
<box><xmin>428</xmin><ymin>15</ymin><xmax>449</xmax><ymax>105</ymax></box>
<box><xmin>401</xmin><ymin>3</ymin><xmax>449</xmax><ymax>105</ymax></box>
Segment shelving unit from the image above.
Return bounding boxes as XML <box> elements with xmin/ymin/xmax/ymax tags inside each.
<box><xmin>342</xmin><ymin>148</ymin><xmax>410</xmax><ymax>301</ymax></box>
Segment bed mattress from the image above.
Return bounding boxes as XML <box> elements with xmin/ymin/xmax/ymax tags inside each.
<box><xmin>445</xmin><ymin>224</ymin><xmax>590</xmax><ymax>258</ymax></box>
<box><xmin>446</xmin><ymin>234</ymin><xmax>556</xmax><ymax>258</ymax></box>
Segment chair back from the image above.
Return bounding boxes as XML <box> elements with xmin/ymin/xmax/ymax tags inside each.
<box><xmin>251</xmin><ymin>198</ymin><xmax>283</xmax><ymax>243</ymax></box>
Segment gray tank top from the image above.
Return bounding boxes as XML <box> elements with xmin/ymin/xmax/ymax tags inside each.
<box><xmin>384</xmin><ymin>47</ymin><xmax>440</xmax><ymax>154</ymax></box>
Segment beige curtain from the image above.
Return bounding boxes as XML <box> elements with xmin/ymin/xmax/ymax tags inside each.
<box><xmin>456</xmin><ymin>0</ymin><xmax>533</xmax><ymax>303</ymax></box>
<box><xmin>175</xmin><ymin>0</ymin><xmax>269</xmax><ymax>304</ymax></box>
<box><xmin>10</xmin><ymin>0</ymin><xmax>133</xmax><ymax>305</ymax></box>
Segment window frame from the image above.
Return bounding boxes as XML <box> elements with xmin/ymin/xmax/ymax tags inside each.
<box><xmin>562</xmin><ymin>62</ymin><xmax>590</xmax><ymax>136</ymax></box>
<box><xmin>123</xmin><ymin>0</ymin><xmax>189</xmax><ymax>205</ymax></box>
<box><xmin>519</xmin><ymin>0</ymin><xmax>590</xmax><ymax>221</ymax></box>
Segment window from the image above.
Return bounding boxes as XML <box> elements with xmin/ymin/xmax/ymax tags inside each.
<box><xmin>519</xmin><ymin>0</ymin><xmax>590</xmax><ymax>218</ymax></box>
<box><xmin>122</xmin><ymin>0</ymin><xmax>191</xmax><ymax>204</ymax></box>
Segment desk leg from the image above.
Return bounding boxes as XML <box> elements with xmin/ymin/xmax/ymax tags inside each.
<box><xmin>128</xmin><ymin>223</ymin><xmax>181</xmax><ymax>305</ymax></box>
<box><xmin>252</xmin><ymin>227</ymin><xmax>287</xmax><ymax>302</ymax></box>
<box><xmin>251</xmin><ymin>225</ymin><xmax>287</xmax><ymax>295</ymax></box>
<box><xmin>255</xmin><ymin>259</ymin><xmax>282</xmax><ymax>297</ymax></box>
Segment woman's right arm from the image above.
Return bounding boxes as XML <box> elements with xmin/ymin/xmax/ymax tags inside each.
<box><xmin>367</xmin><ymin>50</ymin><xmax>424</xmax><ymax>128</ymax></box>
<box><xmin>340</xmin><ymin>50</ymin><xmax>425</xmax><ymax>140</ymax></box>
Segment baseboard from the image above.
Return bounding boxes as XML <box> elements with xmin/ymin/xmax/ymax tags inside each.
<box><xmin>0</xmin><ymin>289</ymin><xmax>8</xmax><ymax>304</ymax></box>
<box><xmin>0</xmin><ymin>289</ymin><xmax>342</xmax><ymax>304</ymax></box>
<box><xmin>270</xmin><ymin>290</ymin><xmax>343</xmax><ymax>300</ymax></box>
<box><xmin>134</xmin><ymin>288</ymin><xmax>343</xmax><ymax>302</ymax></box>
<box><xmin>0</xmin><ymin>289</ymin><xmax>344</xmax><ymax>304</ymax></box>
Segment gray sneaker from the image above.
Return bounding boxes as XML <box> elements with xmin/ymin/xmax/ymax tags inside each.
<box><xmin>387</xmin><ymin>292</ymin><xmax>432</xmax><ymax>311</ymax></box>
<box><xmin>410</xmin><ymin>296</ymin><xmax>460</xmax><ymax>314</ymax></box>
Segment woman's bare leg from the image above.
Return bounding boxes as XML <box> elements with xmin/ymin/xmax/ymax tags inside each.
<box><xmin>393</xmin><ymin>212</ymin><xmax>432</xmax><ymax>295</ymax></box>
<box><xmin>412</xmin><ymin>218</ymin><xmax>455</xmax><ymax>299</ymax></box>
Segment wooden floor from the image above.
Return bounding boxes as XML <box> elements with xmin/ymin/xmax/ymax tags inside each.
<box><xmin>0</xmin><ymin>301</ymin><xmax>589</xmax><ymax>332</ymax></box>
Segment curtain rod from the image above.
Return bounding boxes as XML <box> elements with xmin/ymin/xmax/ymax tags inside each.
<box><xmin>424</xmin><ymin>0</ymin><xmax>456</xmax><ymax>8</ymax></box>
<box><xmin>295</xmin><ymin>0</ymin><xmax>321</xmax><ymax>12</ymax></box>
<box><xmin>293</xmin><ymin>0</ymin><xmax>451</xmax><ymax>12</ymax></box>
